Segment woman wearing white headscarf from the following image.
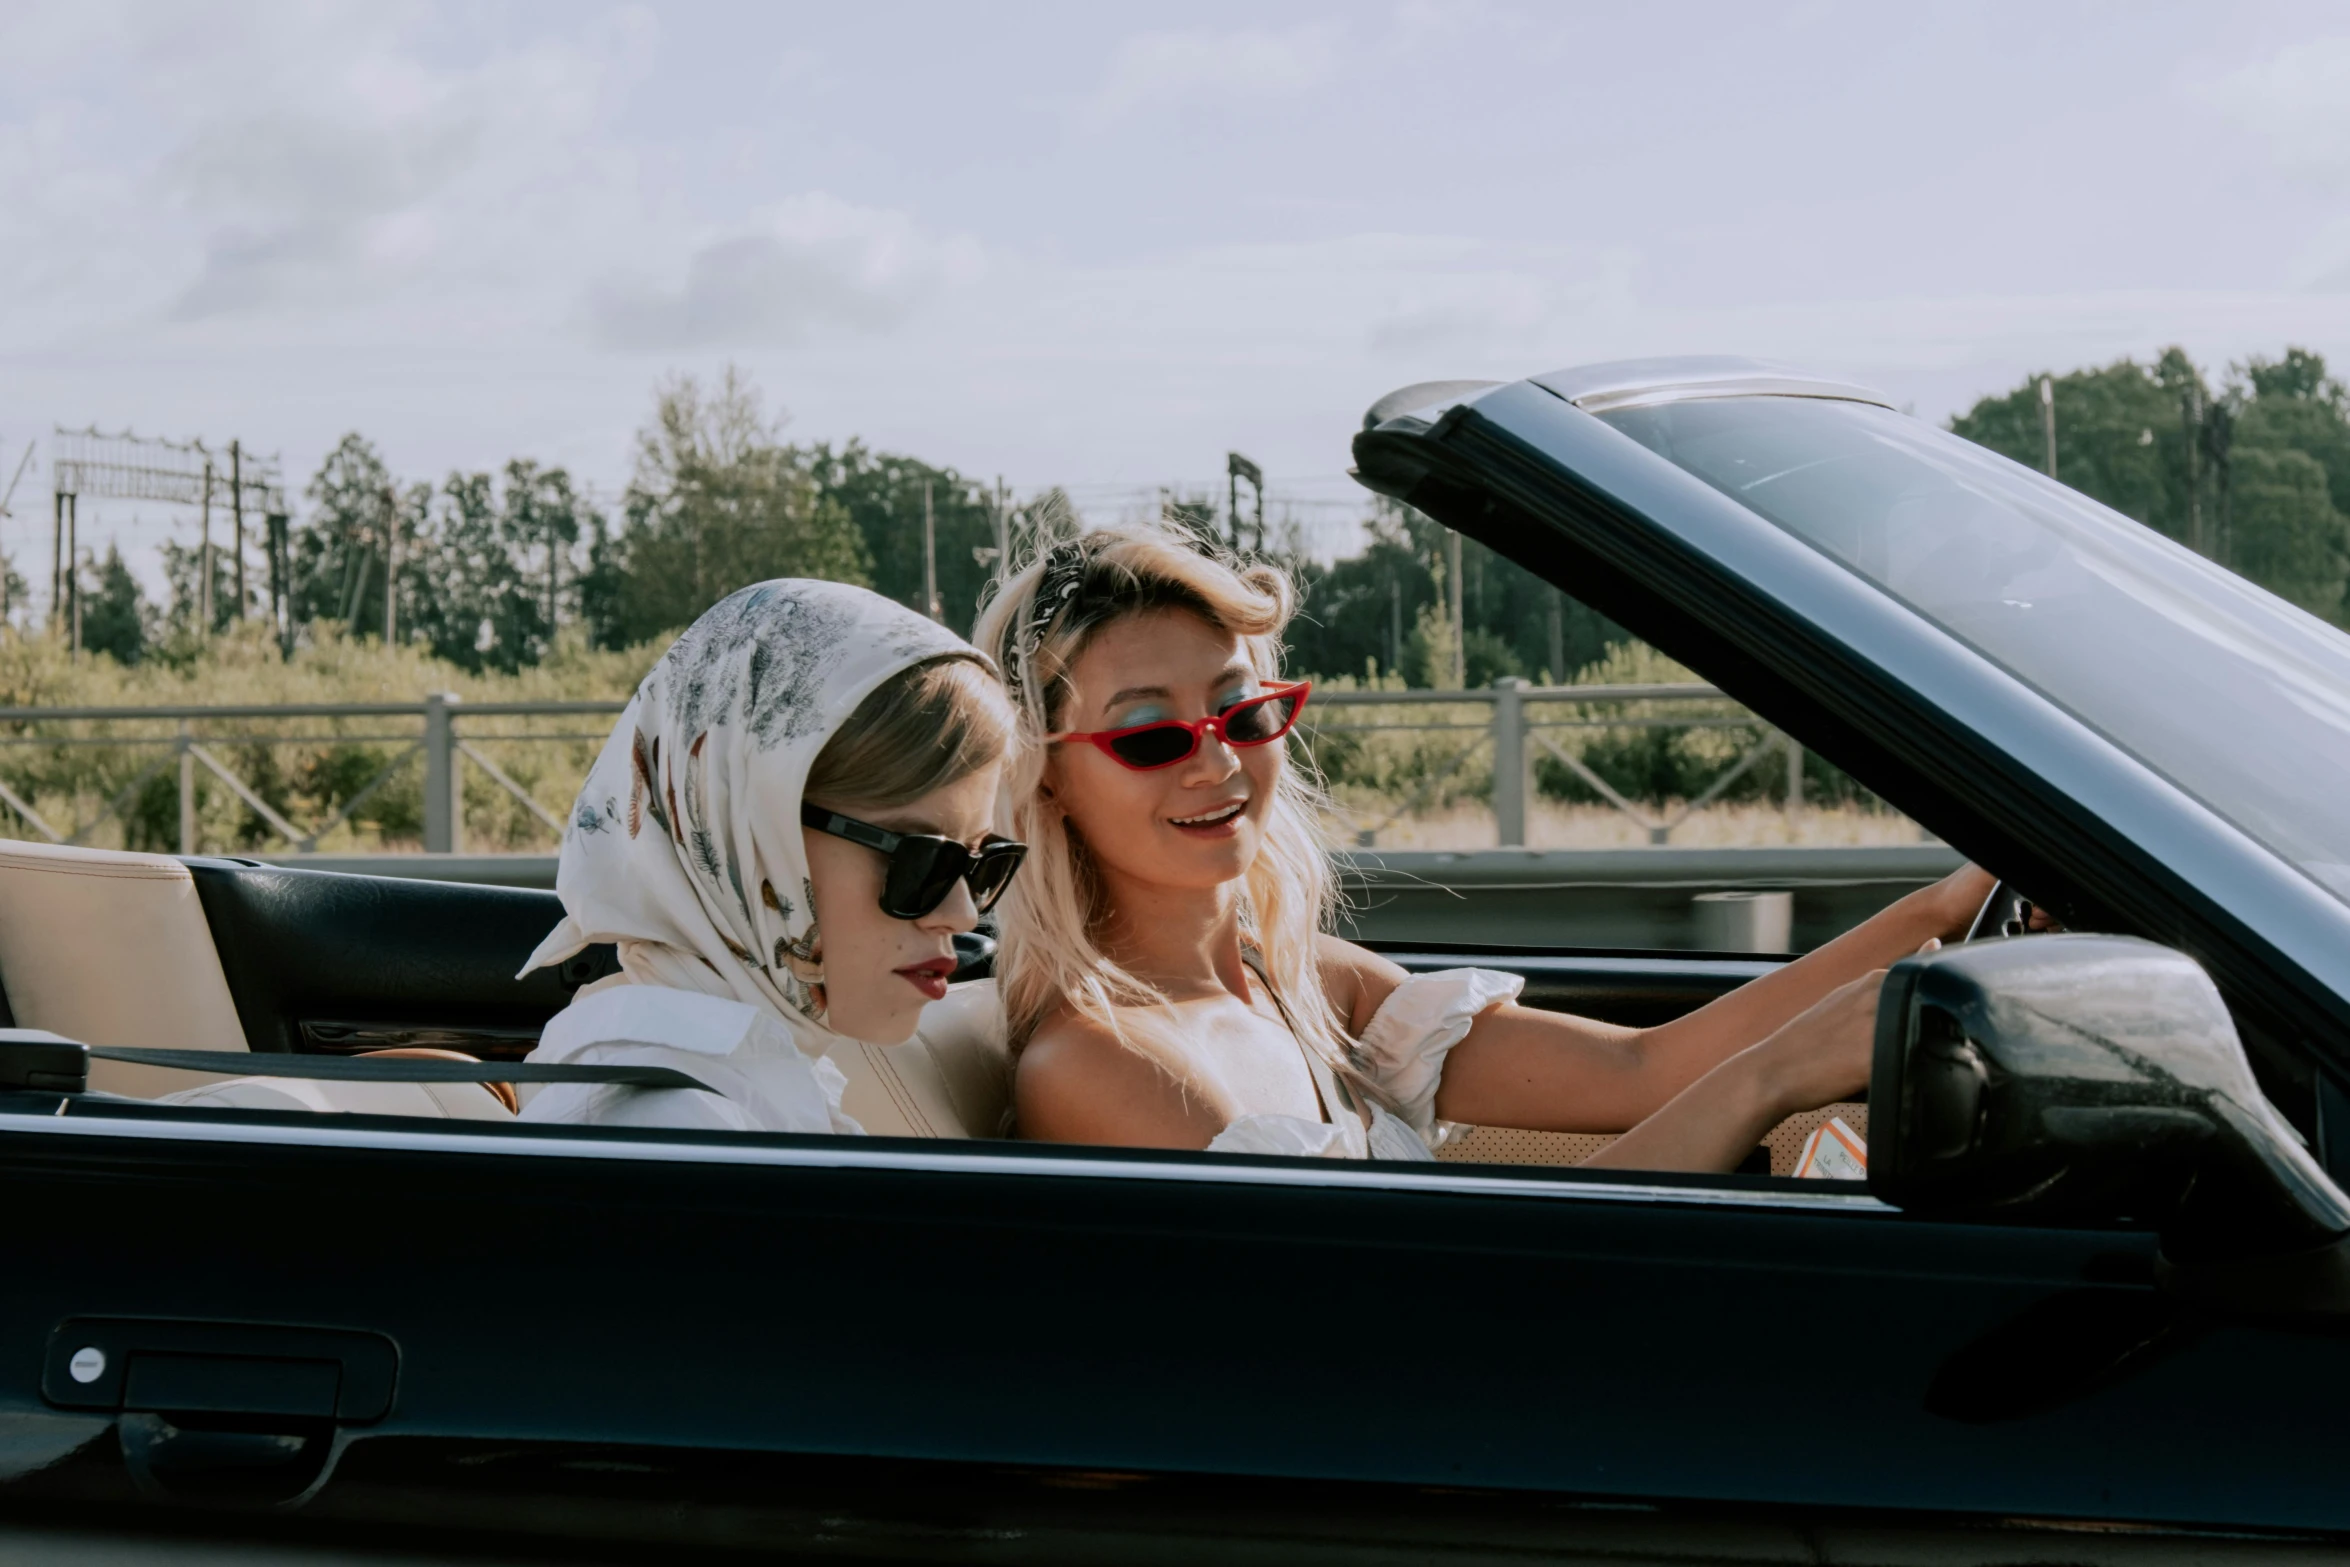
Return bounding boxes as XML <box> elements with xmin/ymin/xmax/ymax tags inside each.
<box><xmin>517</xmin><ymin>579</ymin><xmax>1023</xmax><ymax>1134</ymax></box>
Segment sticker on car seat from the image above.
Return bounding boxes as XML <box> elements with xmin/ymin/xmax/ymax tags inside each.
<box><xmin>1792</xmin><ymin>1116</ymin><xmax>1867</xmax><ymax>1179</ymax></box>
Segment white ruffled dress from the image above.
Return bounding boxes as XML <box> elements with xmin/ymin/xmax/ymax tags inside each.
<box><xmin>1203</xmin><ymin>967</ymin><xmax>1522</xmax><ymax>1161</ymax></box>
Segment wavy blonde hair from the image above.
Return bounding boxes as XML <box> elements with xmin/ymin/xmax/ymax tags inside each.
<box><xmin>974</xmin><ymin>520</ymin><xmax>1370</xmax><ymax>1098</ymax></box>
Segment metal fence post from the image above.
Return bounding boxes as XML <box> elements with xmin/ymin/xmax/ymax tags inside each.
<box><xmin>1784</xmin><ymin>733</ymin><xmax>1803</xmax><ymax>832</ymax></box>
<box><xmin>177</xmin><ymin>722</ymin><xmax>194</xmax><ymax>856</ymax></box>
<box><xmin>1490</xmin><ymin>677</ymin><xmax>1527</xmax><ymax>847</ymax></box>
<box><xmin>423</xmin><ymin>693</ymin><xmax>460</xmax><ymax>854</ymax></box>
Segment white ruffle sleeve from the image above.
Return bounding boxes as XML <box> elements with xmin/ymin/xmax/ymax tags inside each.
<box><xmin>518</xmin><ymin>984</ymin><xmax>859</xmax><ymax>1136</ymax></box>
<box><xmin>1352</xmin><ymin>967</ymin><xmax>1525</xmax><ymax>1141</ymax></box>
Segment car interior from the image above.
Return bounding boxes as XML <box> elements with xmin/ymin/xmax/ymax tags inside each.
<box><xmin>0</xmin><ymin>835</ymin><xmax>1861</xmax><ymax>1173</ymax></box>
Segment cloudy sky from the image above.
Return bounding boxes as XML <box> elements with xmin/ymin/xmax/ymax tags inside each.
<box><xmin>6</xmin><ymin>1</ymin><xmax>2350</xmax><ymax>575</ymax></box>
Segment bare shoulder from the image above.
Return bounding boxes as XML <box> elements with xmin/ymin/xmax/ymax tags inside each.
<box><xmin>1313</xmin><ymin>934</ymin><xmax>1410</xmax><ymax>1037</ymax></box>
<box><xmin>1015</xmin><ymin>1005</ymin><xmax>1226</xmax><ymax>1150</ymax></box>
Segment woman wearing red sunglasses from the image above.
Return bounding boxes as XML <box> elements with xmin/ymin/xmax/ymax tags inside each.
<box><xmin>975</xmin><ymin>524</ymin><xmax>1996</xmax><ymax>1170</ymax></box>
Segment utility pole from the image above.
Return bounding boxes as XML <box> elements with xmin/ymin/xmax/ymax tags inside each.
<box><xmin>230</xmin><ymin>439</ymin><xmax>245</xmax><ymax>619</ymax></box>
<box><xmin>546</xmin><ymin>501</ymin><xmax>561</xmax><ymax>638</ymax></box>
<box><xmin>2207</xmin><ymin>400</ymin><xmax>2235</xmax><ymax>568</ymax></box>
<box><xmin>2184</xmin><ymin>383</ymin><xmax>2204</xmax><ymax>556</ymax></box>
<box><xmin>268</xmin><ymin>512</ymin><xmax>290</xmax><ymax>657</ymax></box>
<box><xmin>382</xmin><ymin>484</ymin><xmax>399</xmax><ymax>645</ymax></box>
<box><xmin>1547</xmin><ymin>588</ymin><xmax>1565</xmax><ymax>683</ymax></box>
<box><xmin>1387</xmin><ymin>577</ymin><xmax>1402</xmax><ymax>677</ymax></box>
<box><xmin>66</xmin><ymin>494</ymin><xmax>79</xmax><ymax>657</ymax></box>
<box><xmin>0</xmin><ymin>440</ymin><xmax>25</xmax><ymax>632</ymax></box>
<box><xmin>993</xmin><ymin>476</ymin><xmax>1010</xmax><ymax>573</ymax></box>
<box><xmin>1226</xmin><ymin>453</ymin><xmax>1264</xmax><ymax>552</ymax></box>
<box><xmin>198</xmin><ymin>454</ymin><xmax>214</xmax><ymax>632</ymax></box>
<box><xmin>921</xmin><ymin>480</ymin><xmax>940</xmax><ymax>622</ymax></box>
<box><xmin>50</xmin><ymin>489</ymin><xmax>62</xmax><ymax>639</ymax></box>
<box><xmin>1445</xmin><ymin>530</ymin><xmax>1465</xmax><ymax>689</ymax></box>
<box><xmin>2039</xmin><ymin>376</ymin><xmax>2057</xmax><ymax>480</ymax></box>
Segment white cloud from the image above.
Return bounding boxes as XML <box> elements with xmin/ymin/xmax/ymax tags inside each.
<box><xmin>164</xmin><ymin>22</ymin><xmax>641</xmax><ymax>321</ymax></box>
<box><xmin>2205</xmin><ymin>36</ymin><xmax>2350</xmax><ymax>185</ymax></box>
<box><xmin>1081</xmin><ymin>24</ymin><xmax>1339</xmax><ymax>126</ymax></box>
<box><xmin>0</xmin><ymin>5</ymin><xmax>656</xmax><ymax>338</ymax></box>
<box><xmin>583</xmin><ymin>193</ymin><xmax>984</xmax><ymax>352</ymax></box>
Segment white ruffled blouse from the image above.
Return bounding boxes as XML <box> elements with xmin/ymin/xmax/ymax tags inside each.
<box><xmin>519</xmin><ymin>980</ymin><xmax>860</xmax><ymax>1136</ymax></box>
<box><xmin>1204</xmin><ymin>967</ymin><xmax>1523</xmax><ymax>1162</ymax></box>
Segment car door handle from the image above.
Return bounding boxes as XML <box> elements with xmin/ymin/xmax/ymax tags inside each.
<box><xmin>42</xmin><ymin>1318</ymin><xmax>398</xmax><ymax>1422</ymax></box>
<box><xmin>43</xmin><ymin>1319</ymin><xmax>398</xmax><ymax>1508</ymax></box>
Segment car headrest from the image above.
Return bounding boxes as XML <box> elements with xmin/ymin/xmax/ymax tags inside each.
<box><xmin>182</xmin><ymin>858</ymin><xmax>616</xmax><ymax>1057</ymax></box>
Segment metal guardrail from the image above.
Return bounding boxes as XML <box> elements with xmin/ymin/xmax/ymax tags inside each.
<box><xmin>0</xmin><ymin>682</ymin><xmax>1836</xmax><ymax>855</ymax></box>
<box><xmin>1302</xmin><ymin>678</ymin><xmax>1801</xmax><ymax>847</ymax></box>
<box><xmin>0</xmin><ymin>695</ymin><xmax>624</xmax><ymax>855</ymax></box>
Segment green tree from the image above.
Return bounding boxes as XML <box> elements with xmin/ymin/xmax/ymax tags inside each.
<box><xmin>1952</xmin><ymin>346</ymin><xmax>2350</xmax><ymax>624</ymax></box>
<box><xmin>159</xmin><ymin>538</ymin><xmax>239</xmax><ymax>635</ymax></box>
<box><xmin>289</xmin><ymin>434</ymin><xmax>430</xmax><ymax>642</ymax></box>
<box><xmin>2230</xmin><ymin>447</ymin><xmax>2350</xmax><ymax>617</ymax></box>
<box><xmin>402</xmin><ymin>461</ymin><xmax>596</xmax><ymax>673</ymax></box>
<box><xmin>2244</xmin><ymin>348</ymin><xmax>2343</xmax><ymax>406</ymax></box>
<box><xmin>582</xmin><ymin>367</ymin><xmax>871</xmax><ymax>648</ymax></box>
<box><xmin>801</xmin><ymin>443</ymin><xmax>999</xmax><ymax>635</ymax></box>
<box><xmin>1287</xmin><ymin>499</ymin><xmax>1621</xmax><ymax>686</ymax></box>
<box><xmin>77</xmin><ymin>546</ymin><xmax>151</xmax><ymax>665</ymax></box>
<box><xmin>1948</xmin><ymin>351</ymin><xmax>2207</xmax><ymax>543</ymax></box>
<box><xmin>1286</xmin><ymin>502</ymin><xmax>1440</xmax><ymax>682</ymax></box>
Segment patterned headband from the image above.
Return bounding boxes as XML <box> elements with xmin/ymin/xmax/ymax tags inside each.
<box><xmin>1005</xmin><ymin>541</ymin><xmax>1091</xmax><ymax>706</ymax></box>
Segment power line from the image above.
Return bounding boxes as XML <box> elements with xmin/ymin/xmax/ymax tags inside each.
<box><xmin>47</xmin><ymin>427</ymin><xmax>287</xmax><ymax>653</ymax></box>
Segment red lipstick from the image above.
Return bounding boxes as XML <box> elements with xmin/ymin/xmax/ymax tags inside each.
<box><xmin>895</xmin><ymin>955</ymin><xmax>956</xmax><ymax>1002</ymax></box>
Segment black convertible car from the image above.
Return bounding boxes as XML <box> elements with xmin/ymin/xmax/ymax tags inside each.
<box><xmin>4</xmin><ymin>357</ymin><xmax>2350</xmax><ymax>1563</ymax></box>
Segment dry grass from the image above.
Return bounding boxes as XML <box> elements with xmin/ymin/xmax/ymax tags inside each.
<box><xmin>0</xmin><ymin>624</ymin><xmax>663</xmax><ymax>855</ymax></box>
<box><xmin>0</xmin><ymin>627</ymin><xmax>1930</xmax><ymax>859</ymax></box>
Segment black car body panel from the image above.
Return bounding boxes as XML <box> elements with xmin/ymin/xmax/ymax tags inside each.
<box><xmin>10</xmin><ymin>1106</ymin><xmax>2350</xmax><ymax>1535</ymax></box>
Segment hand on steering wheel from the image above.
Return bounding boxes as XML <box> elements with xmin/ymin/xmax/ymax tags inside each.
<box><xmin>1964</xmin><ymin>879</ymin><xmax>2062</xmax><ymax>941</ymax></box>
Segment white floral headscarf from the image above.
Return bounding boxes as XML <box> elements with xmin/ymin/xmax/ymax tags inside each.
<box><xmin>521</xmin><ymin>580</ymin><xmax>991</xmax><ymax>1041</ymax></box>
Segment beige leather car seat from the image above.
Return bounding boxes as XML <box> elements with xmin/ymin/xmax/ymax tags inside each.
<box><xmin>0</xmin><ymin>840</ymin><xmax>252</xmax><ymax>1099</ymax></box>
<box><xmin>1437</xmin><ymin>1103</ymin><xmax>1871</xmax><ymax>1176</ymax></box>
<box><xmin>0</xmin><ymin>839</ymin><xmax>509</xmax><ymax>1118</ymax></box>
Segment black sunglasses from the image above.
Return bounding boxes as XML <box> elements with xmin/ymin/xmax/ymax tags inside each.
<box><xmin>800</xmin><ymin>805</ymin><xmax>1028</xmax><ymax>920</ymax></box>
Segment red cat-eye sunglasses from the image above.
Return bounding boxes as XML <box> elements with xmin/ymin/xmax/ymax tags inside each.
<box><xmin>1048</xmin><ymin>681</ymin><xmax>1312</xmax><ymax>771</ymax></box>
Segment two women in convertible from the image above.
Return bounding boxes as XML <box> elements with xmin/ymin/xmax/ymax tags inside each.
<box><xmin>523</xmin><ymin>531</ymin><xmax>1993</xmax><ymax>1169</ymax></box>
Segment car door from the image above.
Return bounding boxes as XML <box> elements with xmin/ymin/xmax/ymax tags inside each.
<box><xmin>10</xmin><ymin>1091</ymin><xmax>2345</xmax><ymax>1555</ymax></box>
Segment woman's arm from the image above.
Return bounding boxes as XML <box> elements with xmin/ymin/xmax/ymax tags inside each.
<box><xmin>1578</xmin><ymin>966</ymin><xmax>1884</xmax><ymax>1170</ymax></box>
<box><xmin>1323</xmin><ymin>865</ymin><xmax>1989</xmax><ymax>1134</ymax></box>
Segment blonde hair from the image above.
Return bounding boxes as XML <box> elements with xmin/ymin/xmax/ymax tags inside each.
<box><xmin>973</xmin><ymin>520</ymin><xmax>1370</xmax><ymax>1097</ymax></box>
<box><xmin>805</xmin><ymin>655</ymin><xmax>1014</xmax><ymax>813</ymax></box>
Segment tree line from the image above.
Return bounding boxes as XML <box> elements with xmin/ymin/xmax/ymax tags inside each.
<box><xmin>72</xmin><ymin>368</ymin><xmax>1016</xmax><ymax>671</ymax></box>
<box><xmin>1951</xmin><ymin>346</ymin><xmax>2350</xmax><ymax>622</ymax></box>
<box><xmin>1286</xmin><ymin>343</ymin><xmax>2350</xmax><ymax>686</ymax></box>
<box><xmin>67</xmin><ymin>347</ymin><xmax>2350</xmax><ymax>679</ymax></box>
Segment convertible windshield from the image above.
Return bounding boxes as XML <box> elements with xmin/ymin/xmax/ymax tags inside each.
<box><xmin>1597</xmin><ymin>395</ymin><xmax>2350</xmax><ymax>907</ymax></box>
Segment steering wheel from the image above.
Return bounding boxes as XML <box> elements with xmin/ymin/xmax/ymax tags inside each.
<box><xmin>1964</xmin><ymin>879</ymin><xmax>2034</xmax><ymax>942</ymax></box>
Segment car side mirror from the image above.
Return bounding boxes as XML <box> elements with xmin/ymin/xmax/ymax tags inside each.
<box><xmin>1870</xmin><ymin>935</ymin><xmax>2350</xmax><ymax>1320</ymax></box>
